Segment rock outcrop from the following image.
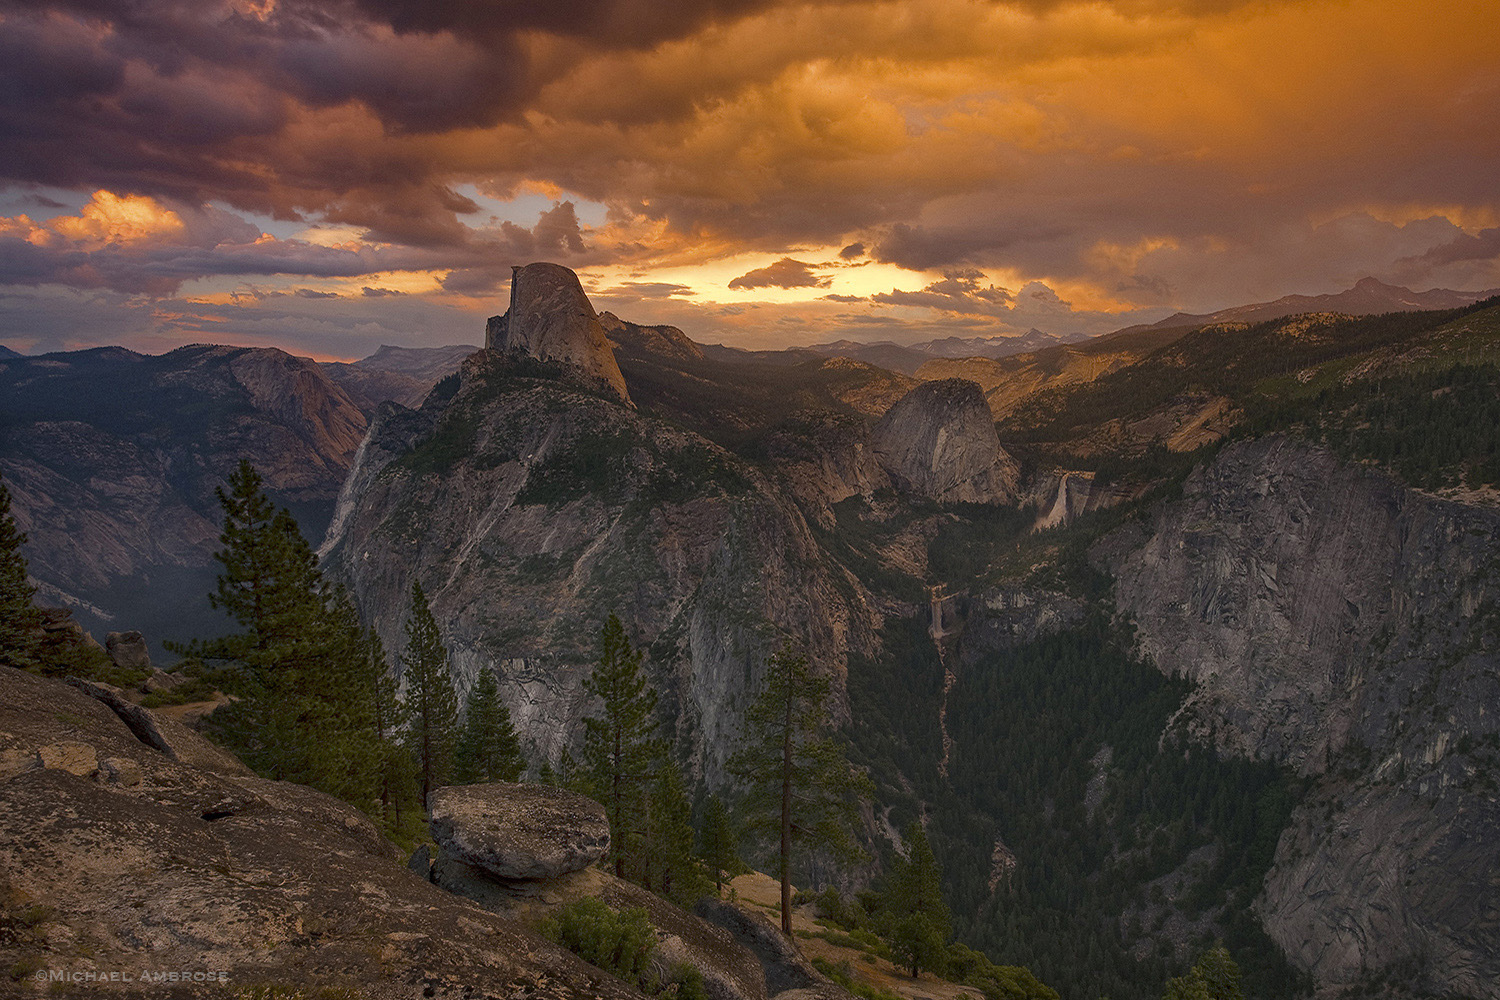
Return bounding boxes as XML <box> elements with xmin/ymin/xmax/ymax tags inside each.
<box><xmin>487</xmin><ymin>262</ymin><xmax>633</xmax><ymax>406</ymax></box>
<box><xmin>1097</xmin><ymin>435</ymin><xmax>1500</xmax><ymax>998</ymax></box>
<box><xmin>870</xmin><ymin>378</ymin><xmax>1020</xmax><ymax>504</ymax></box>
<box><xmin>0</xmin><ymin>667</ymin><xmax>647</xmax><ymax>999</ymax></box>
<box><xmin>105</xmin><ymin>630</ymin><xmax>151</xmax><ymax>670</ymax></box>
<box><xmin>430</xmin><ymin>782</ymin><xmax>609</xmax><ymax>881</ymax></box>
<box><xmin>422</xmin><ymin>782</ymin><xmax>847</xmax><ymax>1000</ymax></box>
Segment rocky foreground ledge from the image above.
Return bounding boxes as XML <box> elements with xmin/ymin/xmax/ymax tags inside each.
<box><xmin>0</xmin><ymin>668</ymin><xmax>643</xmax><ymax>999</ymax></box>
<box><xmin>0</xmin><ymin>668</ymin><xmax>853</xmax><ymax>1000</ymax></box>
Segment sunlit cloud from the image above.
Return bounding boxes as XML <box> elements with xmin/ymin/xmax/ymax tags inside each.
<box><xmin>0</xmin><ymin>0</ymin><xmax>1496</xmax><ymax>357</ymax></box>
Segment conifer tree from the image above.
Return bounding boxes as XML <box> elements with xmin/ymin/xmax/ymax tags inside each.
<box><xmin>700</xmin><ymin>795</ymin><xmax>744</xmax><ymax>895</ymax></box>
<box><xmin>454</xmin><ymin>667</ymin><xmax>526</xmax><ymax>783</ymax></box>
<box><xmin>888</xmin><ymin>822</ymin><xmax>951</xmax><ymax>977</ymax></box>
<box><xmin>0</xmin><ymin>470</ymin><xmax>42</xmax><ymax>670</ymax></box>
<box><xmin>643</xmin><ymin>759</ymin><xmax>710</xmax><ymax>905</ymax></box>
<box><xmin>401</xmin><ymin>581</ymin><xmax>459</xmax><ymax>809</ymax></box>
<box><xmin>194</xmin><ymin>463</ymin><xmax>348</xmax><ymax>782</ymax></box>
<box><xmin>728</xmin><ymin>642</ymin><xmax>871</xmax><ymax>935</ymax></box>
<box><xmin>1163</xmin><ymin>946</ymin><xmax>1243</xmax><ymax>1000</ymax></box>
<box><xmin>582</xmin><ymin>612</ymin><xmax>662</xmax><ymax>879</ymax></box>
<box><xmin>358</xmin><ymin>619</ymin><xmax>417</xmax><ymax>831</ymax></box>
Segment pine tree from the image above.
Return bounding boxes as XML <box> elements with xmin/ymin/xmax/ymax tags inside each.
<box><xmin>1163</xmin><ymin>946</ymin><xmax>1243</xmax><ymax>1000</ymax></box>
<box><xmin>700</xmin><ymin>795</ymin><xmax>744</xmax><ymax>895</ymax></box>
<box><xmin>728</xmin><ymin>642</ymin><xmax>871</xmax><ymax>935</ymax></box>
<box><xmin>581</xmin><ymin>612</ymin><xmax>662</xmax><ymax>879</ymax></box>
<box><xmin>357</xmin><ymin>619</ymin><xmax>417</xmax><ymax>832</ymax></box>
<box><xmin>454</xmin><ymin>667</ymin><xmax>526</xmax><ymax>783</ymax></box>
<box><xmin>643</xmin><ymin>759</ymin><xmax>711</xmax><ymax>906</ymax></box>
<box><xmin>888</xmin><ymin>822</ymin><xmax>951</xmax><ymax>977</ymax></box>
<box><xmin>193</xmin><ymin>464</ymin><xmax>345</xmax><ymax>782</ymax></box>
<box><xmin>0</xmin><ymin>469</ymin><xmax>42</xmax><ymax>670</ymax></box>
<box><xmin>400</xmin><ymin>581</ymin><xmax>459</xmax><ymax>810</ymax></box>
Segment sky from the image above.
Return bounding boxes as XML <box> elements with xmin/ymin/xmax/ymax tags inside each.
<box><xmin>0</xmin><ymin>0</ymin><xmax>1497</xmax><ymax>358</ymax></box>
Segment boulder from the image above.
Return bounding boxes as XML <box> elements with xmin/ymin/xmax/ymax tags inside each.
<box><xmin>141</xmin><ymin>668</ymin><xmax>178</xmax><ymax>694</ymax></box>
<box><xmin>106</xmin><ymin>630</ymin><xmax>152</xmax><ymax>670</ymax></box>
<box><xmin>429</xmin><ymin>782</ymin><xmax>609</xmax><ymax>881</ymax></box>
<box><xmin>486</xmin><ymin>262</ymin><xmax>633</xmax><ymax>406</ymax></box>
<box><xmin>870</xmin><ymin>378</ymin><xmax>1019</xmax><ymax>504</ymax></box>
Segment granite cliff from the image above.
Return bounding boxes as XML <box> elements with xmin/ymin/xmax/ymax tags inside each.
<box><xmin>870</xmin><ymin>378</ymin><xmax>1020</xmax><ymax>504</ymax></box>
<box><xmin>1098</xmin><ymin>435</ymin><xmax>1500</xmax><ymax>997</ymax></box>
<box><xmin>0</xmin><ymin>344</ymin><xmax>369</xmax><ymax>650</ymax></box>
<box><xmin>487</xmin><ymin>262</ymin><xmax>633</xmax><ymax>406</ymax></box>
<box><xmin>322</xmin><ymin>347</ymin><xmax>879</xmax><ymax>781</ymax></box>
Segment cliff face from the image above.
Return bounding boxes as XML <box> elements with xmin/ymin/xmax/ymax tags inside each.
<box><xmin>870</xmin><ymin>378</ymin><xmax>1020</xmax><ymax>504</ymax></box>
<box><xmin>0</xmin><ymin>344</ymin><xmax>369</xmax><ymax>647</ymax></box>
<box><xmin>322</xmin><ymin>351</ymin><xmax>877</xmax><ymax>782</ymax></box>
<box><xmin>488</xmin><ymin>263</ymin><xmax>632</xmax><ymax>406</ymax></box>
<box><xmin>1098</xmin><ymin>436</ymin><xmax>1500</xmax><ymax>997</ymax></box>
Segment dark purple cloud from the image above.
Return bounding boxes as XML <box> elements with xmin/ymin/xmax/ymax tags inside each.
<box><xmin>1412</xmin><ymin>227</ymin><xmax>1500</xmax><ymax>267</ymax></box>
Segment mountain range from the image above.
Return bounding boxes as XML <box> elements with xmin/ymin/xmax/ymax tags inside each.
<box><xmin>2</xmin><ymin>269</ymin><xmax>1499</xmax><ymax>999</ymax></box>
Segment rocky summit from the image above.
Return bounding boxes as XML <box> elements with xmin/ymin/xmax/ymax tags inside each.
<box><xmin>870</xmin><ymin>377</ymin><xmax>1020</xmax><ymax>503</ymax></box>
<box><xmin>487</xmin><ymin>262</ymin><xmax>633</xmax><ymax>406</ymax></box>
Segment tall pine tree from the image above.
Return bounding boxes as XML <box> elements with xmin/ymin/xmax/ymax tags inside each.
<box><xmin>581</xmin><ymin>612</ymin><xmax>662</xmax><ymax>879</ymax></box>
<box><xmin>643</xmin><ymin>759</ymin><xmax>711</xmax><ymax>906</ymax></box>
<box><xmin>888</xmin><ymin>821</ymin><xmax>951</xmax><ymax>978</ymax></box>
<box><xmin>728</xmin><ymin>642</ymin><xmax>870</xmax><ymax>935</ymax></box>
<box><xmin>0</xmin><ymin>469</ymin><xmax>41</xmax><ymax>670</ymax></box>
<box><xmin>454</xmin><ymin>667</ymin><xmax>526</xmax><ymax>783</ymax></box>
<box><xmin>400</xmin><ymin>581</ymin><xmax>458</xmax><ymax>809</ymax></box>
<box><xmin>700</xmin><ymin>795</ymin><xmax>744</xmax><ymax>896</ymax></box>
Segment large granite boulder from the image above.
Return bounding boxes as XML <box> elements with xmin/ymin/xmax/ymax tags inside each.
<box><xmin>870</xmin><ymin>378</ymin><xmax>1019</xmax><ymax>504</ymax></box>
<box><xmin>486</xmin><ymin>262</ymin><xmax>633</xmax><ymax>406</ymax></box>
<box><xmin>429</xmin><ymin>782</ymin><xmax>610</xmax><ymax>881</ymax></box>
<box><xmin>106</xmin><ymin>630</ymin><xmax>152</xmax><ymax>670</ymax></box>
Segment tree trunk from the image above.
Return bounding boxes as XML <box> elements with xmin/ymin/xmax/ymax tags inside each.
<box><xmin>780</xmin><ymin>681</ymin><xmax>793</xmax><ymax>936</ymax></box>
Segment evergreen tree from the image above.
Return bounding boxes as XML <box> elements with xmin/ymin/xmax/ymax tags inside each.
<box><xmin>700</xmin><ymin>795</ymin><xmax>744</xmax><ymax>895</ymax></box>
<box><xmin>0</xmin><ymin>469</ymin><xmax>42</xmax><ymax>670</ymax></box>
<box><xmin>643</xmin><ymin>759</ymin><xmax>711</xmax><ymax>906</ymax></box>
<box><xmin>358</xmin><ymin>619</ymin><xmax>417</xmax><ymax>832</ymax></box>
<box><xmin>887</xmin><ymin>822</ymin><xmax>951</xmax><ymax>977</ymax></box>
<box><xmin>728</xmin><ymin>642</ymin><xmax>871</xmax><ymax>935</ymax></box>
<box><xmin>400</xmin><ymin>581</ymin><xmax>459</xmax><ymax>809</ymax></box>
<box><xmin>454</xmin><ymin>667</ymin><xmax>526</xmax><ymax>783</ymax></box>
<box><xmin>1163</xmin><ymin>946</ymin><xmax>1244</xmax><ymax>1000</ymax></box>
<box><xmin>581</xmin><ymin>612</ymin><xmax>662</xmax><ymax>879</ymax></box>
<box><xmin>194</xmin><ymin>464</ymin><xmax>352</xmax><ymax>783</ymax></box>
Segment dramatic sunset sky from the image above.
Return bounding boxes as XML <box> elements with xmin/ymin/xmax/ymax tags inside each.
<box><xmin>1</xmin><ymin>0</ymin><xmax>1497</xmax><ymax>357</ymax></box>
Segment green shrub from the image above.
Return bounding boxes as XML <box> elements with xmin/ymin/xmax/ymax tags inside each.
<box><xmin>540</xmin><ymin>898</ymin><xmax>656</xmax><ymax>985</ymax></box>
<box><xmin>667</xmin><ymin>962</ymin><xmax>707</xmax><ymax>1000</ymax></box>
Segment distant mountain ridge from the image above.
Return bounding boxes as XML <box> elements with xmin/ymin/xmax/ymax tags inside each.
<box><xmin>0</xmin><ymin>343</ymin><xmax>370</xmax><ymax>652</ymax></box>
<box><xmin>1138</xmin><ymin>276</ymin><xmax>1500</xmax><ymax>332</ymax></box>
<box><xmin>321</xmin><ymin>344</ymin><xmax>477</xmax><ymax>412</ymax></box>
<box><xmin>797</xmin><ymin>328</ymin><xmax>1077</xmax><ymax>373</ymax></box>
